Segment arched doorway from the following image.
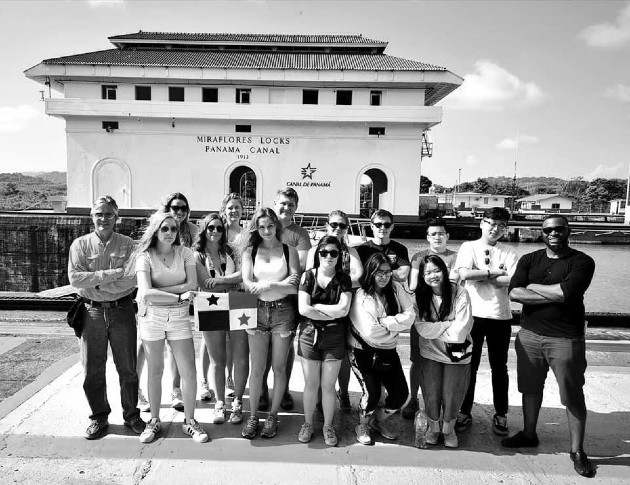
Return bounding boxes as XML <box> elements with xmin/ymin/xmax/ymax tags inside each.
<box><xmin>360</xmin><ymin>168</ymin><xmax>388</xmax><ymax>218</ymax></box>
<box><xmin>92</xmin><ymin>158</ymin><xmax>131</xmax><ymax>208</ymax></box>
<box><xmin>228</xmin><ymin>165</ymin><xmax>257</xmax><ymax>218</ymax></box>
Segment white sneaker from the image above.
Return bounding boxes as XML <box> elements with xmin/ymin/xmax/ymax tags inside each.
<box><xmin>139</xmin><ymin>418</ymin><xmax>160</xmax><ymax>444</ymax></box>
<box><xmin>171</xmin><ymin>388</ymin><xmax>184</xmax><ymax>411</ymax></box>
<box><xmin>200</xmin><ymin>380</ymin><xmax>213</xmax><ymax>401</ymax></box>
<box><xmin>228</xmin><ymin>399</ymin><xmax>243</xmax><ymax>424</ymax></box>
<box><xmin>182</xmin><ymin>418</ymin><xmax>209</xmax><ymax>443</ymax></box>
<box><xmin>226</xmin><ymin>376</ymin><xmax>235</xmax><ymax>398</ymax></box>
<box><xmin>137</xmin><ymin>390</ymin><xmax>150</xmax><ymax>413</ymax></box>
<box><xmin>210</xmin><ymin>401</ymin><xmax>226</xmax><ymax>424</ymax></box>
<box><xmin>355</xmin><ymin>423</ymin><xmax>372</xmax><ymax>445</ymax></box>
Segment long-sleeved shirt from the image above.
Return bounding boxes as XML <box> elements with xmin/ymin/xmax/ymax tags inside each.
<box><xmin>348</xmin><ymin>281</ymin><xmax>415</xmax><ymax>350</ymax></box>
<box><xmin>413</xmin><ymin>285</ymin><xmax>474</xmax><ymax>364</ymax></box>
<box><xmin>68</xmin><ymin>231</ymin><xmax>137</xmax><ymax>302</ymax></box>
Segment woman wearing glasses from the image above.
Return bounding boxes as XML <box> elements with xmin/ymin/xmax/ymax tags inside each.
<box><xmin>297</xmin><ymin>236</ymin><xmax>353</xmax><ymax>446</ymax></box>
<box><xmin>133</xmin><ymin>212</ymin><xmax>208</xmax><ymax>444</ymax></box>
<box><xmin>193</xmin><ymin>214</ymin><xmax>246</xmax><ymax>425</ymax></box>
<box><xmin>414</xmin><ymin>255</ymin><xmax>473</xmax><ymax>448</ymax></box>
<box><xmin>240</xmin><ymin>208</ymin><xmax>300</xmax><ymax>440</ymax></box>
<box><xmin>348</xmin><ymin>253</ymin><xmax>415</xmax><ymax>445</ymax></box>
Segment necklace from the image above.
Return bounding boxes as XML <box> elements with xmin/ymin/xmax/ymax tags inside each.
<box><xmin>159</xmin><ymin>249</ymin><xmax>175</xmax><ymax>265</ymax></box>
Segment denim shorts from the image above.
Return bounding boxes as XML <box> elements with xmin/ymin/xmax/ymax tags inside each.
<box><xmin>515</xmin><ymin>328</ymin><xmax>587</xmax><ymax>408</ymax></box>
<box><xmin>247</xmin><ymin>296</ymin><xmax>297</xmax><ymax>337</ymax></box>
<box><xmin>138</xmin><ymin>304</ymin><xmax>192</xmax><ymax>341</ymax></box>
<box><xmin>298</xmin><ymin>322</ymin><xmax>346</xmax><ymax>361</ymax></box>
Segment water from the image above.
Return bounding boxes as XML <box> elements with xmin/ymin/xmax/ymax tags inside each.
<box><xmin>399</xmin><ymin>239</ymin><xmax>630</xmax><ymax>314</ymax></box>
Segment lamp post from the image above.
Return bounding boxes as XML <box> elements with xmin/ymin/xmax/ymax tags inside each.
<box><xmin>625</xmin><ymin>161</ymin><xmax>630</xmax><ymax>225</ymax></box>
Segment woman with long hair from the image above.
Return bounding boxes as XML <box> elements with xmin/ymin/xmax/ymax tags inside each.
<box><xmin>193</xmin><ymin>213</ymin><xmax>247</xmax><ymax>425</ymax></box>
<box><xmin>240</xmin><ymin>208</ymin><xmax>300</xmax><ymax>440</ymax></box>
<box><xmin>348</xmin><ymin>252</ymin><xmax>415</xmax><ymax>445</ymax></box>
<box><xmin>297</xmin><ymin>236</ymin><xmax>352</xmax><ymax>446</ymax></box>
<box><xmin>414</xmin><ymin>254</ymin><xmax>473</xmax><ymax>448</ymax></box>
<box><xmin>133</xmin><ymin>212</ymin><xmax>207</xmax><ymax>444</ymax></box>
<box><xmin>305</xmin><ymin>210</ymin><xmax>363</xmax><ymax>413</ymax></box>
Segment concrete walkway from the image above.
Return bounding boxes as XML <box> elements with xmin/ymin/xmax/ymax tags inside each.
<box><xmin>1</xmin><ymin>337</ymin><xmax>629</xmax><ymax>485</ymax></box>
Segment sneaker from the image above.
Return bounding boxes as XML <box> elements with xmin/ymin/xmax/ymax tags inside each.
<box><xmin>138</xmin><ymin>390</ymin><xmax>151</xmax><ymax>413</ymax></box>
<box><xmin>298</xmin><ymin>422</ymin><xmax>314</xmax><ymax>443</ymax></box>
<box><xmin>323</xmin><ymin>424</ymin><xmax>338</xmax><ymax>447</ymax></box>
<box><xmin>454</xmin><ymin>412</ymin><xmax>472</xmax><ymax>433</ymax></box>
<box><xmin>443</xmin><ymin>429</ymin><xmax>459</xmax><ymax>448</ymax></box>
<box><xmin>182</xmin><ymin>418</ymin><xmax>209</xmax><ymax>443</ymax></box>
<box><xmin>337</xmin><ymin>391</ymin><xmax>352</xmax><ymax>414</ymax></box>
<box><xmin>139</xmin><ymin>418</ymin><xmax>160</xmax><ymax>444</ymax></box>
<box><xmin>171</xmin><ymin>388</ymin><xmax>184</xmax><ymax>412</ymax></box>
<box><xmin>84</xmin><ymin>419</ymin><xmax>108</xmax><ymax>440</ymax></box>
<box><xmin>570</xmin><ymin>450</ymin><xmax>595</xmax><ymax>478</ymax></box>
<box><xmin>493</xmin><ymin>414</ymin><xmax>509</xmax><ymax>436</ymax></box>
<box><xmin>259</xmin><ymin>391</ymin><xmax>270</xmax><ymax>412</ymax></box>
<box><xmin>314</xmin><ymin>402</ymin><xmax>324</xmax><ymax>422</ymax></box>
<box><xmin>280</xmin><ymin>391</ymin><xmax>294</xmax><ymax>411</ymax></box>
<box><xmin>261</xmin><ymin>414</ymin><xmax>279</xmax><ymax>438</ymax></box>
<box><xmin>501</xmin><ymin>430</ymin><xmax>540</xmax><ymax>448</ymax></box>
<box><xmin>368</xmin><ymin>417</ymin><xmax>398</xmax><ymax>440</ymax></box>
<box><xmin>402</xmin><ymin>397</ymin><xmax>419</xmax><ymax>420</ymax></box>
<box><xmin>226</xmin><ymin>376</ymin><xmax>235</xmax><ymax>398</ymax></box>
<box><xmin>228</xmin><ymin>399</ymin><xmax>243</xmax><ymax>424</ymax></box>
<box><xmin>355</xmin><ymin>423</ymin><xmax>372</xmax><ymax>445</ymax></box>
<box><xmin>124</xmin><ymin>416</ymin><xmax>146</xmax><ymax>434</ymax></box>
<box><xmin>241</xmin><ymin>415</ymin><xmax>259</xmax><ymax>439</ymax></box>
<box><xmin>210</xmin><ymin>401</ymin><xmax>226</xmax><ymax>424</ymax></box>
<box><xmin>200</xmin><ymin>380</ymin><xmax>213</xmax><ymax>402</ymax></box>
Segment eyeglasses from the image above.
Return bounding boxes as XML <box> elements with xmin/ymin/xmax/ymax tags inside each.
<box><xmin>483</xmin><ymin>219</ymin><xmax>506</xmax><ymax>231</ymax></box>
<box><xmin>423</xmin><ymin>269</ymin><xmax>442</xmax><ymax>277</ymax></box>
<box><xmin>93</xmin><ymin>212</ymin><xmax>116</xmax><ymax>220</ymax></box>
<box><xmin>484</xmin><ymin>249</ymin><xmax>490</xmax><ymax>265</ymax></box>
<box><xmin>319</xmin><ymin>249</ymin><xmax>340</xmax><ymax>258</ymax></box>
<box><xmin>375</xmin><ymin>269</ymin><xmax>393</xmax><ymax>278</ymax></box>
<box><xmin>160</xmin><ymin>226</ymin><xmax>179</xmax><ymax>234</ymax></box>
<box><xmin>170</xmin><ymin>205</ymin><xmax>189</xmax><ymax>213</ymax></box>
<box><xmin>542</xmin><ymin>226</ymin><xmax>568</xmax><ymax>235</ymax></box>
<box><xmin>372</xmin><ymin>222</ymin><xmax>392</xmax><ymax>229</ymax></box>
<box><xmin>206</xmin><ymin>225</ymin><xmax>224</xmax><ymax>233</ymax></box>
<box><xmin>328</xmin><ymin>222</ymin><xmax>348</xmax><ymax>230</ymax></box>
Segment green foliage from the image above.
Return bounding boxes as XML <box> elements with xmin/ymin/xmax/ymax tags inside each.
<box><xmin>419</xmin><ymin>175</ymin><xmax>433</xmax><ymax>194</ymax></box>
<box><xmin>0</xmin><ymin>172</ymin><xmax>66</xmax><ymax>210</ymax></box>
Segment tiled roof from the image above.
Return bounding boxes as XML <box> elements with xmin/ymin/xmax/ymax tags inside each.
<box><xmin>108</xmin><ymin>31</ymin><xmax>386</xmax><ymax>45</ymax></box>
<box><xmin>43</xmin><ymin>49</ymin><xmax>446</xmax><ymax>71</ymax></box>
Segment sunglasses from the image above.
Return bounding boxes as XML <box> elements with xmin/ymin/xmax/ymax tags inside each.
<box><xmin>93</xmin><ymin>212</ymin><xmax>116</xmax><ymax>220</ymax></box>
<box><xmin>319</xmin><ymin>250</ymin><xmax>340</xmax><ymax>258</ymax></box>
<box><xmin>328</xmin><ymin>222</ymin><xmax>348</xmax><ymax>230</ymax></box>
<box><xmin>160</xmin><ymin>226</ymin><xmax>179</xmax><ymax>234</ymax></box>
<box><xmin>484</xmin><ymin>249</ymin><xmax>490</xmax><ymax>265</ymax></box>
<box><xmin>372</xmin><ymin>222</ymin><xmax>392</xmax><ymax>229</ymax></box>
<box><xmin>542</xmin><ymin>226</ymin><xmax>567</xmax><ymax>235</ymax></box>
<box><xmin>206</xmin><ymin>225</ymin><xmax>224</xmax><ymax>233</ymax></box>
<box><xmin>170</xmin><ymin>205</ymin><xmax>189</xmax><ymax>213</ymax></box>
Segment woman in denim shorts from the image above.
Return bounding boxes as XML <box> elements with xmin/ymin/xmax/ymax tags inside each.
<box><xmin>240</xmin><ymin>208</ymin><xmax>301</xmax><ymax>440</ymax></box>
<box><xmin>297</xmin><ymin>236</ymin><xmax>353</xmax><ymax>446</ymax></box>
<box><xmin>134</xmin><ymin>212</ymin><xmax>208</xmax><ymax>444</ymax></box>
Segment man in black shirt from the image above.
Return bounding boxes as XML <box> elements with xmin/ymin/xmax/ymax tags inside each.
<box><xmin>503</xmin><ymin>215</ymin><xmax>596</xmax><ymax>478</ymax></box>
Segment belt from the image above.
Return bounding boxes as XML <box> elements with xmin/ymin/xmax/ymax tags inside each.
<box><xmin>257</xmin><ymin>296</ymin><xmax>292</xmax><ymax>308</ymax></box>
<box><xmin>85</xmin><ymin>294</ymin><xmax>132</xmax><ymax>309</ymax></box>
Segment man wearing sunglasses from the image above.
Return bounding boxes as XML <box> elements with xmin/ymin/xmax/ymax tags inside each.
<box><xmin>356</xmin><ymin>209</ymin><xmax>410</xmax><ymax>284</ymax></box>
<box><xmin>68</xmin><ymin>196</ymin><xmax>145</xmax><ymax>440</ymax></box>
<box><xmin>454</xmin><ymin>207</ymin><xmax>518</xmax><ymax>437</ymax></box>
<box><xmin>504</xmin><ymin>216</ymin><xmax>595</xmax><ymax>478</ymax></box>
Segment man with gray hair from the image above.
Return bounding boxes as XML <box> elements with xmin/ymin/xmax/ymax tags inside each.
<box><xmin>68</xmin><ymin>196</ymin><xmax>145</xmax><ymax>439</ymax></box>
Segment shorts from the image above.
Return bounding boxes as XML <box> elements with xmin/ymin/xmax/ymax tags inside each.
<box><xmin>247</xmin><ymin>296</ymin><xmax>297</xmax><ymax>337</ymax></box>
<box><xmin>138</xmin><ymin>304</ymin><xmax>192</xmax><ymax>341</ymax></box>
<box><xmin>515</xmin><ymin>328</ymin><xmax>587</xmax><ymax>410</ymax></box>
<box><xmin>298</xmin><ymin>322</ymin><xmax>346</xmax><ymax>361</ymax></box>
<box><xmin>409</xmin><ymin>324</ymin><xmax>421</xmax><ymax>364</ymax></box>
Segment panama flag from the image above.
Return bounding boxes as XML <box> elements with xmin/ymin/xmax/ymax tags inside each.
<box><xmin>194</xmin><ymin>291</ymin><xmax>258</xmax><ymax>331</ymax></box>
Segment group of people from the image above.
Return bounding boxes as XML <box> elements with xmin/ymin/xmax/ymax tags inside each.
<box><xmin>68</xmin><ymin>190</ymin><xmax>596</xmax><ymax>478</ymax></box>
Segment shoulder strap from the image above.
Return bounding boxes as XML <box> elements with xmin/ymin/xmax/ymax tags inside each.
<box><xmin>251</xmin><ymin>244</ymin><xmax>258</xmax><ymax>263</ymax></box>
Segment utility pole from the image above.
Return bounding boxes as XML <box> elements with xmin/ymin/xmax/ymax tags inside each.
<box><xmin>511</xmin><ymin>131</ymin><xmax>519</xmax><ymax>214</ymax></box>
<box><xmin>625</xmin><ymin>161</ymin><xmax>630</xmax><ymax>225</ymax></box>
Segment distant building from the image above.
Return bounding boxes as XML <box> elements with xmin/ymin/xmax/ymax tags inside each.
<box><xmin>609</xmin><ymin>198</ymin><xmax>626</xmax><ymax>215</ymax></box>
<box><xmin>516</xmin><ymin>194</ymin><xmax>575</xmax><ymax>213</ymax></box>
<box><xmin>24</xmin><ymin>31</ymin><xmax>462</xmax><ymax>219</ymax></box>
<box><xmin>442</xmin><ymin>192</ymin><xmax>509</xmax><ymax>214</ymax></box>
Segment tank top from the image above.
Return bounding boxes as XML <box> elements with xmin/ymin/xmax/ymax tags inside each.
<box><xmin>253</xmin><ymin>244</ymin><xmax>289</xmax><ymax>302</ymax></box>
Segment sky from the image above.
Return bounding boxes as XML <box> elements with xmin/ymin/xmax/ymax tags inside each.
<box><xmin>1</xmin><ymin>0</ymin><xmax>629</xmax><ymax>186</ymax></box>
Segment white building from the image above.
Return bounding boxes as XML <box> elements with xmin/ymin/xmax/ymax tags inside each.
<box><xmin>24</xmin><ymin>31</ymin><xmax>462</xmax><ymax>220</ymax></box>
<box><xmin>609</xmin><ymin>198</ymin><xmax>626</xmax><ymax>215</ymax></box>
<box><xmin>441</xmin><ymin>192</ymin><xmax>509</xmax><ymax>213</ymax></box>
<box><xmin>517</xmin><ymin>193</ymin><xmax>575</xmax><ymax>213</ymax></box>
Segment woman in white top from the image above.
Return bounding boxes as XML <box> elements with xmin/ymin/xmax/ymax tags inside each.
<box><xmin>134</xmin><ymin>212</ymin><xmax>208</xmax><ymax>444</ymax></box>
<box><xmin>240</xmin><ymin>207</ymin><xmax>300</xmax><ymax>440</ymax></box>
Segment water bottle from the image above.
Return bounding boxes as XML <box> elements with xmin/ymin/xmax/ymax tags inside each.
<box><xmin>414</xmin><ymin>408</ymin><xmax>428</xmax><ymax>449</ymax></box>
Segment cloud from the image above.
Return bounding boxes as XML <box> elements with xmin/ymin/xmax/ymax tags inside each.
<box><xmin>464</xmin><ymin>155</ymin><xmax>479</xmax><ymax>166</ymax></box>
<box><xmin>442</xmin><ymin>60</ymin><xmax>543</xmax><ymax>111</ymax></box>
<box><xmin>496</xmin><ymin>134</ymin><xmax>539</xmax><ymax>150</ymax></box>
<box><xmin>86</xmin><ymin>0</ymin><xmax>126</xmax><ymax>8</ymax></box>
<box><xmin>584</xmin><ymin>163</ymin><xmax>627</xmax><ymax>180</ymax></box>
<box><xmin>579</xmin><ymin>2</ymin><xmax>630</xmax><ymax>48</ymax></box>
<box><xmin>0</xmin><ymin>105</ymin><xmax>48</xmax><ymax>133</ymax></box>
<box><xmin>604</xmin><ymin>83</ymin><xmax>630</xmax><ymax>102</ymax></box>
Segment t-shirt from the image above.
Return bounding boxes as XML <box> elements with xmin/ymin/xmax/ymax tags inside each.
<box><xmin>356</xmin><ymin>239</ymin><xmax>410</xmax><ymax>270</ymax></box>
<box><xmin>299</xmin><ymin>269</ymin><xmax>352</xmax><ymax>328</ymax></box>
<box><xmin>509</xmin><ymin>248</ymin><xmax>595</xmax><ymax>338</ymax></box>
<box><xmin>454</xmin><ymin>240</ymin><xmax>518</xmax><ymax>320</ymax></box>
<box><xmin>136</xmin><ymin>245</ymin><xmax>196</xmax><ymax>289</ymax></box>
<box><xmin>282</xmin><ymin>223</ymin><xmax>311</xmax><ymax>251</ymax></box>
<box><xmin>411</xmin><ymin>248</ymin><xmax>458</xmax><ymax>274</ymax></box>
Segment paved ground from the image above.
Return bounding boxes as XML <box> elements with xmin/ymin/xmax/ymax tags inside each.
<box><xmin>0</xmin><ymin>313</ymin><xmax>629</xmax><ymax>484</ymax></box>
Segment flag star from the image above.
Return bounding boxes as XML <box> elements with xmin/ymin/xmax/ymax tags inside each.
<box><xmin>238</xmin><ymin>313</ymin><xmax>250</xmax><ymax>326</ymax></box>
<box><xmin>301</xmin><ymin>163</ymin><xmax>317</xmax><ymax>180</ymax></box>
<box><xmin>206</xmin><ymin>294</ymin><xmax>220</xmax><ymax>306</ymax></box>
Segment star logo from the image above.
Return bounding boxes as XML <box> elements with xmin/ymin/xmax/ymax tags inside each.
<box><xmin>238</xmin><ymin>313</ymin><xmax>250</xmax><ymax>326</ymax></box>
<box><xmin>301</xmin><ymin>163</ymin><xmax>317</xmax><ymax>180</ymax></box>
<box><xmin>206</xmin><ymin>294</ymin><xmax>219</xmax><ymax>306</ymax></box>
